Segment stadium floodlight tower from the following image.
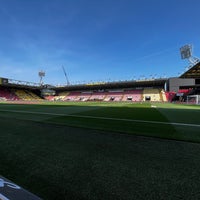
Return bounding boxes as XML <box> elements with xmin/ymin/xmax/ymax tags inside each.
<box><xmin>62</xmin><ymin>66</ymin><xmax>70</xmax><ymax>85</ymax></box>
<box><xmin>180</xmin><ymin>44</ymin><xmax>200</xmax><ymax>68</ymax></box>
<box><xmin>38</xmin><ymin>70</ymin><xmax>45</xmax><ymax>86</ymax></box>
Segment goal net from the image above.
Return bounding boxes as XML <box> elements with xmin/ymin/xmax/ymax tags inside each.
<box><xmin>186</xmin><ymin>95</ymin><xmax>200</xmax><ymax>104</ymax></box>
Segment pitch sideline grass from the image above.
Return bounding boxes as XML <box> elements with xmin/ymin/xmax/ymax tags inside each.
<box><xmin>0</xmin><ymin>101</ymin><xmax>200</xmax><ymax>142</ymax></box>
<box><xmin>0</xmin><ymin>101</ymin><xmax>200</xmax><ymax>199</ymax></box>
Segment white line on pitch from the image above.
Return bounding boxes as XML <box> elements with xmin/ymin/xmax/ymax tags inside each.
<box><xmin>0</xmin><ymin>109</ymin><xmax>200</xmax><ymax>127</ymax></box>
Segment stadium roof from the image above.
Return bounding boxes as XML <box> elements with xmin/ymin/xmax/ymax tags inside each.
<box><xmin>180</xmin><ymin>62</ymin><xmax>200</xmax><ymax>79</ymax></box>
<box><xmin>56</xmin><ymin>78</ymin><xmax>167</xmax><ymax>91</ymax></box>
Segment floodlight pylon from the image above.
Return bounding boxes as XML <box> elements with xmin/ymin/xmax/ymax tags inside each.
<box><xmin>180</xmin><ymin>44</ymin><xmax>200</xmax><ymax>67</ymax></box>
<box><xmin>38</xmin><ymin>70</ymin><xmax>45</xmax><ymax>85</ymax></box>
<box><xmin>62</xmin><ymin>66</ymin><xmax>70</xmax><ymax>85</ymax></box>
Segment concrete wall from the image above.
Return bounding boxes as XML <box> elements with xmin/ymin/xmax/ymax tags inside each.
<box><xmin>168</xmin><ymin>78</ymin><xmax>195</xmax><ymax>92</ymax></box>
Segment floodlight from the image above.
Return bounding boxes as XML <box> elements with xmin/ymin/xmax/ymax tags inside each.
<box><xmin>179</xmin><ymin>44</ymin><xmax>200</xmax><ymax>68</ymax></box>
<box><xmin>38</xmin><ymin>70</ymin><xmax>45</xmax><ymax>85</ymax></box>
<box><xmin>180</xmin><ymin>44</ymin><xmax>192</xmax><ymax>59</ymax></box>
<box><xmin>38</xmin><ymin>71</ymin><xmax>45</xmax><ymax>77</ymax></box>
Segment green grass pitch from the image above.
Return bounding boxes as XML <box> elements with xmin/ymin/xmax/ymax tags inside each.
<box><xmin>0</xmin><ymin>101</ymin><xmax>200</xmax><ymax>199</ymax></box>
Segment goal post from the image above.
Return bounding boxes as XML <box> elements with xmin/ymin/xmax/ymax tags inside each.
<box><xmin>186</xmin><ymin>95</ymin><xmax>200</xmax><ymax>104</ymax></box>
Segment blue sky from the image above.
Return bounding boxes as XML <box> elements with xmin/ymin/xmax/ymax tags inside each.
<box><xmin>0</xmin><ymin>0</ymin><xmax>200</xmax><ymax>85</ymax></box>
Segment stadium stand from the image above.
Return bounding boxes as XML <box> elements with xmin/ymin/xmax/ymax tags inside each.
<box><xmin>1</xmin><ymin>60</ymin><xmax>200</xmax><ymax>104</ymax></box>
<box><xmin>14</xmin><ymin>89</ymin><xmax>42</xmax><ymax>100</ymax></box>
<box><xmin>58</xmin><ymin>91</ymin><xmax>69</xmax><ymax>96</ymax></box>
<box><xmin>26</xmin><ymin>90</ymin><xmax>42</xmax><ymax>100</ymax></box>
<box><xmin>50</xmin><ymin>89</ymin><xmax>170</xmax><ymax>102</ymax></box>
<box><xmin>64</xmin><ymin>91</ymin><xmax>82</xmax><ymax>101</ymax></box>
<box><xmin>0</xmin><ymin>87</ymin><xmax>19</xmax><ymax>100</ymax></box>
<box><xmin>52</xmin><ymin>91</ymin><xmax>70</xmax><ymax>101</ymax></box>
<box><xmin>178</xmin><ymin>89</ymin><xmax>192</xmax><ymax>95</ymax></box>
<box><xmin>122</xmin><ymin>90</ymin><xmax>143</xmax><ymax>102</ymax></box>
<box><xmin>79</xmin><ymin>92</ymin><xmax>93</xmax><ymax>101</ymax></box>
<box><xmin>104</xmin><ymin>91</ymin><xmax>124</xmax><ymax>101</ymax></box>
<box><xmin>143</xmin><ymin>88</ymin><xmax>162</xmax><ymax>102</ymax></box>
<box><xmin>89</xmin><ymin>92</ymin><xmax>106</xmax><ymax>101</ymax></box>
<box><xmin>44</xmin><ymin>95</ymin><xmax>55</xmax><ymax>101</ymax></box>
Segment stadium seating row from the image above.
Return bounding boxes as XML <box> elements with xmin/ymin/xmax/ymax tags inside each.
<box><xmin>0</xmin><ymin>88</ymin><xmax>42</xmax><ymax>101</ymax></box>
<box><xmin>50</xmin><ymin>89</ymin><xmax>169</xmax><ymax>102</ymax></box>
<box><xmin>0</xmin><ymin>87</ymin><xmax>174</xmax><ymax>102</ymax></box>
<box><xmin>0</xmin><ymin>88</ymin><xmax>19</xmax><ymax>100</ymax></box>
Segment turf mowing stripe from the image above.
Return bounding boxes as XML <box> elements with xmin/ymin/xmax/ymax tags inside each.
<box><xmin>0</xmin><ymin>109</ymin><xmax>200</xmax><ymax>128</ymax></box>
